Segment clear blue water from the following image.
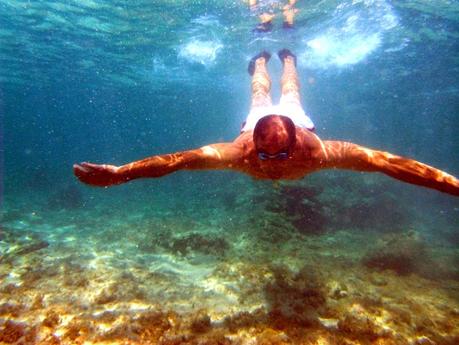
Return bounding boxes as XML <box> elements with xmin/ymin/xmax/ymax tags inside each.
<box><xmin>1</xmin><ymin>1</ymin><xmax>459</xmax><ymax>344</ymax></box>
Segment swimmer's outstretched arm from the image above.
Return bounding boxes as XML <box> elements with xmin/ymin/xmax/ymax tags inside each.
<box><xmin>321</xmin><ymin>141</ymin><xmax>459</xmax><ymax>196</ymax></box>
<box><xmin>73</xmin><ymin>143</ymin><xmax>242</xmax><ymax>187</ymax></box>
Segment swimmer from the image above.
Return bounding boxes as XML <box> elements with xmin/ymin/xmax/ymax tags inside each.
<box><xmin>248</xmin><ymin>0</ymin><xmax>299</xmax><ymax>32</ymax></box>
<box><xmin>74</xmin><ymin>49</ymin><xmax>459</xmax><ymax>197</ymax></box>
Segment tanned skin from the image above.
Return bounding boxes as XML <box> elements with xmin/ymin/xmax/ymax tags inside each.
<box><xmin>74</xmin><ymin>53</ymin><xmax>459</xmax><ymax>197</ymax></box>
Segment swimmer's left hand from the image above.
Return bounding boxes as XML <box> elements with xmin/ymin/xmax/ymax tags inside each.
<box><xmin>73</xmin><ymin>162</ymin><xmax>123</xmax><ymax>187</ymax></box>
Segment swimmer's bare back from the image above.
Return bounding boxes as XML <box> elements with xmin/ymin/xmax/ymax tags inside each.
<box><xmin>73</xmin><ymin>127</ymin><xmax>459</xmax><ymax>196</ymax></box>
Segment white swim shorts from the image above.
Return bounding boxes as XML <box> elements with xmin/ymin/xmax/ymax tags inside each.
<box><xmin>241</xmin><ymin>101</ymin><xmax>315</xmax><ymax>132</ymax></box>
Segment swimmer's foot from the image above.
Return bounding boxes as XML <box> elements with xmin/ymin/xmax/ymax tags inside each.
<box><xmin>248</xmin><ymin>50</ymin><xmax>271</xmax><ymax>75</ymax></box>
<box><xmin>278</xmin><ymin>48</ymin><xmax>297</xmax><ymax>66</ymax></box>
<box><xmin>252</xmin><ymin>22</ymin><xmax>273</xmax><ymax>34</ymax></box>
<box><xmin>282</xmin><ymin>21</ymin><xmax>295</xmax><ymax>30</ymax></box>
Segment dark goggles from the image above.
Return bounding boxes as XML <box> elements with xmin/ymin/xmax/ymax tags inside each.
<box><xmin>258</xmin><ymin>151</ymin><xmax>289</xmax><ymax>160</ymax></box>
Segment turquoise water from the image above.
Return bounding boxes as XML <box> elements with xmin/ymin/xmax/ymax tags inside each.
<box><xmin>1</xmin><ymin>1</ymin><xmax>459</xmax><ymax>344</ymax></box>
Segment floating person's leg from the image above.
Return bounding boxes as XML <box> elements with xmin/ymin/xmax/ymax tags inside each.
<box><xmin>248</xmin><ymin>0</ymin><xmax>275</xmax><ymax>32</ymax></box>
<box><xmin>248</xmin><ymin>0</ymin><xmax>258</xmax><ymax>11</ymax></box>
<box><xmin>241</xmin><ymin>51</ymin><xmax>273</xmax><ymax>132</ymax></box>
<box><xmin>282</xmin><ymin>0</ymin><xmax>298</xmax><ymax>29</ymax></box>
<box><xmin>278</xmin><ymin>49</ymin><xmax>315</xmax><ymax>130</ymax></box>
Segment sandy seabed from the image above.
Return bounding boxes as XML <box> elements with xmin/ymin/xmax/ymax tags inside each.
<box><xmin>1</xmin><ymin>189</ymin><xmax>458</xmax><ymax>345</ymax></box>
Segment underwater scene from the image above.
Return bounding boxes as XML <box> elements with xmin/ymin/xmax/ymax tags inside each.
<box><xmin>1</xmin><ymin>0</ymin><xmax>459</xmax><ymax>344</ymax></box>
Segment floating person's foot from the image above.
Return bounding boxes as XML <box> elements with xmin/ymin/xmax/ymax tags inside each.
<box><xmin>252</xmin><ymin>21</ymin><xmax>273</xmax><ymax>33</ymax></box>
<box><xmin>282</xmin><ymin>21</ymin><xmax>295</xmax><ymax>30</ymax></box>
<box><xmin>248</xmin><ymin>51</ymin><xmax>271</xmax><ymax>75</ymax></box>
<box><xmin>278</xmin><ymin>48</ymin><xmax>297</xmax><ymax>66</ymax></box>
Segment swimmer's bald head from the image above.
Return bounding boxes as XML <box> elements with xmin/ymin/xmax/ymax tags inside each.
<box><xmin>253</xmin><ymin>115</ymin><xmax>296</xmax><ymax>160</ymax></box>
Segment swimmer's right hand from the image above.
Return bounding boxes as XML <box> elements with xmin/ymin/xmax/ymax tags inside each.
<box><xmin>73</xmin><ymin>162</ymin><xmax>124</xmax><ymax>187</ymax></box>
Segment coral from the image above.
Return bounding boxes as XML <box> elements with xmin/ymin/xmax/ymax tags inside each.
<box><xmin>264</xmin><ymin>265</ymin><xmax>327</xmax><ymax>329</ymax></box>
<box><xmin>254</xmin><ymin>329</ymin><xmax>291</xmax><ymax>345</ymax></box>
<box><xmin>42</xmin><ymin>334</ymin><xmax>62</xmax><ymax>344</ymax></box>
<box><xmin>23</xmin><ymin>325</ymin><xmax>38</xmax><ymax>344</ymax></box>
<box><xmin>168</xmin><ymin>232</ymin><xmax>229</xmax><ymax>257</ymax></box>
<box><xmin>328</xmin><ymin>281</ymin><xmax>349</xmax><ymax>300</ymax></box>
<box><xmin>140</xmin><ymin>227</ymin><xmax>230</xmax><ymax>258</ymax></box>
<box><xmin>133</xmin><ymin>311</ymin><xmax>172</xmax><ymax>342</ymax></box>
<box><xmin>362</xmin><ymin>230</ymin><xmax>429</xmax><ymax>275</ymax></box>
<box><xmin>31</xmin><ymin>294</ymin><xmax>45</xmax><ymax>310</ymax></box>
<box><xmin>248</xmin><ymin>215</ymin><xmax>294</xmax><ymax>246</ymax></box>
<box><xmin>223</xmin><ymin>309</ymin><xmax>265</xmax><ymax>333</ymax></box>
<box><xmin>317</xmin><ymin>173</ymin><xmax>409</xmax><ymax>232</ymax></box>
<box><xmin>158</xmin><ymin>334</ymin><xmax>193</xmax><ymax>345</ymax></box>
<box><xmin>92</xmin><ymin>310</ymin><xmax>119</xmax><ymax>323</ymax></box>
<box><xmin>42</xmin><ymin>310</ymin><xmax>61</xmax><ymax>328</ymax></box>
<box><xmin>1</xmin><ymin>240</ymin><xmax>49</xmax><ymax>265</ymax></box>
<box><xmin>20</xmin><ymin>265</ymin><xmax>59</xmax><ymax>289</ymax></box>
<box><xmin>94</xmin><ymin>273</ymin><xmax>146</xmax><ymax>304</ymax></box>
<box><xmin>0</xmin><ymin>283</ymin><xmax>19</xmax><ymax>295</ymax></box>
<box><xmin>0</xmin><ymin>320</ymin><xmax>26</xmax><ymax>343</ymax></box>
<box><xmin>265</xmin><ymin>184</ymin><xmax>327</xmax><ymax>235</ymax></box>
<box><xmin>0</xmin><ymin>303</ymin><xmax>24</xmax><ymax>317</ymax></box>
<box><xmin>0</xmin><ymin>230</ymin><xmax>51</xmax><ymax>289</ymax></box>
<box><xmin>63</xmin><ymin>319</ymin><xmax>95</xmax><ymax>342</ymax></box>
<box><xmin>94</xmin><ymin>288</ymin><xmax>118</xmax><ymax>305</ymax></box>
<box><xmin>159</xmin><ymin>333</ymin><xmax>233</xmax><ymax>345</ymax></box>
<box><xmin>96</xmin><ymin>322</ymin><xmax>139</xmax><ymax>343</ymax></box>
<box><xmin>97</xmin><ymin>311</ymin><xmax>173</xmax><ymax>343</ymax></box>
<box><xmin>190</xmin><ymin>310</ymin><xmax>211</xmax><ymax>333</ymax></box>
<box><xmin>337</xmin><ymin>313</ymin><xmax>388</xmax><ymax>341</ymax></box>
<box><xmin>63</xmin><ymin>274</ymin><xmax>89</xmax><ymax>288</ymax></box>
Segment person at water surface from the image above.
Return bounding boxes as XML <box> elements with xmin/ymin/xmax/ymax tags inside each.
<box><xmin>249</xmin><ymin>0</ymin><xmax>299</xmax><ymax>32</ymax></box>
<box><xmin>74</xmin><ymin>49</ymin><xmax>459</xmax><ymax>197</ymax></box>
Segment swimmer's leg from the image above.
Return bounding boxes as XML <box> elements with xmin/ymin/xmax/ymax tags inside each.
<box><xmin>278</xmin><ymin>49</ymin><xmax>300</xmax><ymax>106</ymax></box>
<box><xmin>278</xmin><ymin>49</ymin><xmax>315</xmax><ymax>130</ymax></box>
<box><xmin>249</xmin><ymin>51</ymin><xmax>272</xmax><ymax>108</ymax></box>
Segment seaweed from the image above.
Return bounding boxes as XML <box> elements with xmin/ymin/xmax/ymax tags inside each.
<box><xmin>94</xmin><ymin>278</ymin><xmax>146</xmax><ymax>305</ymax></box>
<box><xmin>168</xmin><ymin>232</ymin><xmax>229</xmax><ymax>257</ymax></box>
<box><xmin>42</xmin><ymin>310</ymin><xmax>61</xmax><ymax>328</ymax></box>
<box><xmin>264</xmin><ymin>265</ymin><xmax>327</xmax><ymax>329</ymax></box>
<box><xmin>0</xmin><ymin>320</ymin><xmax>26</xmax><ymax>343</ymax></box>
<box><xmin>190</xmin><ymin>310</ymin><xmax>212</xmax><ymax>333</ymax></box>
<box><xmin>337</xmin><ymin>313</ymin><xmax>389</xmax><ymax>342</ymax></box>
<box><xmin>266</xmin><ymin>184</ymin><xmax>327</xmax><ymax>235</ymax></box>
<box><xmin>0</xmin><ymin>303</ymin><xmax>24</xmax><ymax>317</ymax></box>
<box><xmin>223</xmin><ymin>309</ymin><xmax>265</xmax><ymax>333</ymax></box>
<box><xmin>14</xmin><ymin>240</ymin><xmax>49</xmax><ymax>256</ymax></box>
<box><xmin>63</xmin><ymin>319</ymin><xmax>95</xmax><ymax>342</ymax></box>
<box><xmin>362</xmin><ymin>230</ymin><xmax>429</xmax><ymax>275</ymax></box>
<box><xmin>132</xmin><ymin>311</ymin><xmax>172</xmax><ymax>342</ymax></box>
